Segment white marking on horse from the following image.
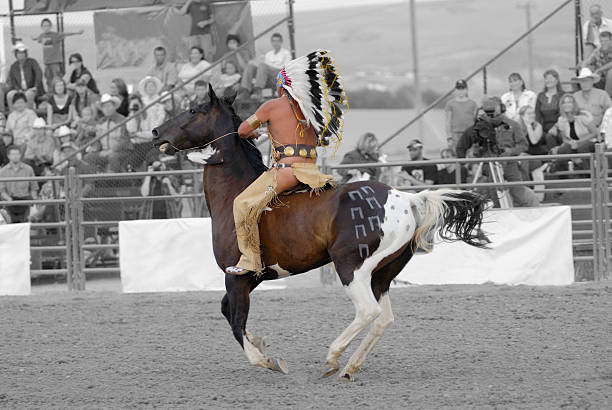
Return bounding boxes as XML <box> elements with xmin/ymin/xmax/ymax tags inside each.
<box><xmin>268</xmin><ymin>263</ymin><xmax>292</xmax><ymax>278</ymax></box>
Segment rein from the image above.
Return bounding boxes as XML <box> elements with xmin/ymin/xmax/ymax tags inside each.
<box><xmin>161</xmin><ymin>131</ymin><xmax>239</xmax><ymax>153</ymax></box>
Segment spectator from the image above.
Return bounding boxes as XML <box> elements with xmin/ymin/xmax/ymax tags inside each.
<box><xmin>109</xmin><ymin>78</ymin><xmax>130</xmax><ymax>117</ymax></box>
<box><xmin>96</xmin><ymin>93</ymin><xmax>131</xmax><ymax>172</ymax></box>
<box><xmin>436</xmin><ymin>148</ymin><xmax>466</xmax><ymax>185</ymax></box>
<box><xmin>74</xmin><ymin>106</ymin><xmax>97</xmax><ymax>147</ymax></box>
<box><xmin>501</xmin><ymin>73</ymin><xmax>537</xmax><ymax>122</ymax></box>
<box><xmin>518</xmin><ymin>105</ymin><xmax>546</xmax><ymax>155</ymax></box>
<box><xmin>572</xmin><ymin>67</ymin><xmax>612</xmax><ymax>127</ymax></box>
<box><xmin>140</xmin><ymin>160</ymin><xmax>180</xmax><ymax>219</ymax></box>
<box><xmin>581</xmin><ymin>30</ymin><xmax>612</xmax><ymax>95</ymax></box>
<box><xmin>71</xmin><ymin>77</ymin><xmax>100</xmax><ymax>120</ymax></box>
<box><xmin>46</xmin><ymin>77</ymin><xmax>74</xmax><ymax>128</ymax></box>
<box><xmin>160</xmin><ymin>91</ymin><xmax>179</xmax><ymax>119</ymax></box>
<box><xmin>457</xmin><ymin>97</ymin><xmax>539</xmax><ymax>207</ymax></box>
<box><xmin>147</xmin><ymin>46</ymin><xmax>178</xmax><ymax>92</ymax></box>
<box><xmin>548</xmin><ymin>93</ymin><xmax>598</xmax><ymax>156</ymax></box>
<box><xmin>178</xmin><ymin>46</ymin><xmax>212</xmax><ymax>94</ymax></box>
<box><xmin>444</xmin><ymin>79</ymin><xmax>478</xmax><ymax>150</ymax></box>
<box><xmin>31</xmin><ymin>18</ymin><xmax>83</xmax><ymax>92</ymax></box>
<box><xmin>215</xmin><ymin>61</ymin><xmax>241</xmax><ymax>97</ymax></box>
<box><xmin>127</xmin><ymin>91</ymin><xmax>164</xmax><ymax>169</ymax></box>
<box><xmin>138</xmin><ymin>76</ymin><xmax>164</xmax><ymax>110</ymax></box>
<box><xmin>53</xmin><ymin>142</ymin><xmax>96</xmax><ymax>197</ymax></box>
<box><xmin>583</xmin><ymin>4</ymin><xmax>612</xmax><ymax>55</ymax></box>
<box><xmin>240</xmin><ymin>33</ymin><xmax>291</xmax><ymax>100</ymax></box>
<box><xmin>0</xmin><ymin>146</ymin><xmax>38</xmax><ymax>223</ymax></box>
<box><xmin>190</xmin><ymin>80</ymin><xmax>209</xmax><ymax>107</ymax></box>
<box><xmin>6</xmin><ymin>42</ymin><xmax>44</xmax><ymax>111</ymax></box>
<box><xmin>54</xmin><ymin>125</ymin><xmax>75</xmax><ymax>151</ymax></box>
<box><xmin>0</xmin><ymin>113</ymin><xmax>7</xmax><ymax>134</ymax></box>
<box><xmin>535</xmin><ymin>69</ymin><xmax>564</xmax><ymax>135</ymax></box>
<box><xmin>400</xmin><ymin>139</ymin><xmax>437</xmax><ymax>186</ymax></box>
<box><xmin>602</xmin><ymin>106</ymin><xmax>612</xmax><ymax>146</ymax></box>
<box><xmin>179</xmin><ymin>0</ymin><xmax>216</xmax><ymax>58</ymax></box>
<box><xmin>338</xmin><ymin>132</ymin><xmax>381</xmax><ymax>183</ymax></box>
<box><xmin>6</xmin><ymin>92</ymin><xmax>38</xmax><ymax>150</ymax></box>
<box><xmin>23</xmin><ymin>117</ymin><xmax>56</xmax><ymax>176</ymax></box>
<box><xmin>67</xmin><ymin>53</ymin><xmax>100</xmax><ymax>94</ymax></box>
<box><xmin>223</xmin><ymin>34</ymin><xmax>247</xmax><ymax>74</ymax></box>
<box><xmin>0</xmin><ymin>131</ymin><xmax>13</xmax><ymax>166</ymax></box>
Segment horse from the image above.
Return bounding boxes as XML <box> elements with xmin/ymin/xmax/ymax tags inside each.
<box><xmin>151</xmin><ymin>85</ymin><xmax>490</xmax><ymax>381</ymax></box>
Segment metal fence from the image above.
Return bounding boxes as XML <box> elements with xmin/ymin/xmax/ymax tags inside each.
<box><xmin>0</xmin><ymin>145</ymin><xmax>610</xmax><ymax>290</ymax></box>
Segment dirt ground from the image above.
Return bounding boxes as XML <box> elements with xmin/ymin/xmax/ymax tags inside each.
<box><xmin>2</xmin><ymin>282</ymin><xmax>612</xmax><ymax>409</ymax></box>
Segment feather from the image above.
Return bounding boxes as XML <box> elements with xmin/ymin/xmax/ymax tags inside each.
<box><xmin>186</xmin><ymin>146</ymin><xmax>219</xmax><ymax>164</ymax></box>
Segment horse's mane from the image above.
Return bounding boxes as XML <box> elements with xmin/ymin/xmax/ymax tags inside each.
<box><xmin>229</xmin><ymin>107</ymin><xmax>268</xmax><ymax>176</ymax></box>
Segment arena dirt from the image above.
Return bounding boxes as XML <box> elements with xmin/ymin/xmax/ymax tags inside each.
<box><xmin>2</xmin><ymin>283</ymin><xmax>612</xmax><ymax>409</ymax></box>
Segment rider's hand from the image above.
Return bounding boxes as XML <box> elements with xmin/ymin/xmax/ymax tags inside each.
<box><xmin>249</xmin><ymin>131</ymin><xmax>261</xmax><ymax>140</ymax></box>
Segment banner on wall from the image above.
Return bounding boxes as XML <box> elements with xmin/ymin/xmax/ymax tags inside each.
<box><xmin>24</xmin><ymin>0</ymin><xmax>176</xmax><ymax>13</ymax></box>
<box><xmin>93</xmin><ymin>3</ymin><xmax>254</xmax><ymax>69</ymax></box>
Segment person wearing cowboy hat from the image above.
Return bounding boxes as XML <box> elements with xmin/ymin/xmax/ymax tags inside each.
<box><xmin>96</xmin><ymin>93</ymin><xmax>132</xmax><ymax>172</ymax></box>
<box><xmin>54</xmin><ymin>124</ymin><xmax>74</xmax><ymax>145</ymax></box>
<box><xmin>23</xmin><ymin>117</ymin><xmax>56</xmax><ymax>176</ymax></box>
<box><xmin>572</xmin><ymin>67</ymin><xmax>612</xmax><ymax>127</ymax></box>
<box><xmin>6</xmin><ymin>42</ymin><xmax>44</xmax><ymax>111</ymax></box>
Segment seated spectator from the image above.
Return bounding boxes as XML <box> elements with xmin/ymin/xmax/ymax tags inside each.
<box><xmin>535</xmin><ymin>69</ymin><xmax>564</xmax><ymax>136</ymax></box>
<box><xmin>160</xmin><ymin>91</ymin><xmax>180</xmax><ymax>119</ymax></box>
<box><xmin>67</xmin><ymin>53</ymin><xmax>100</xmax><ymax>94</ymax></box>
<box><xmin>215</xmin><ymin>61</ymin><xmax>241</xmax><ymax>97</ymax></box>
<box><xmin>572</xmin><ymin>67</ymin><xmax>612</xmax><ymax>126</ymax></box>
<box><xmin>240</xmin><ymin>33</ymin><xmax>291</xmax><ymax>100</ymax></box>
<box><xmin>140</xmin><ymin>159</ymin><xmax>180</xmax><ymax>219</ymax></box>
<box><xmin>71</xmin><ymin>77</ymin><xmax>100</xmax><ymax>120</ymax></box>
<box><xmin>581</xmin><ymin>31</ymin><xmax>612</xmax><ymax>96</ymax></box>
<box><xmin>95</xmin><ymin>94</ymin><xmax>132</xmax><ymax>172</ymax></box>
<box><xmin>5</xmin><ymin>42</ymin><xmax>44</xmax><ymax>111</ymax></box>
<box><xmin>178</xmin><ymin>46</ymin><xmax>212</xmax><ymax>94</ymax></box>
<box><xmin>518</xmin><ymin>105</ymin><xmax>546</xmax><ymax>155</ymax></box>
<box><xmin>147</xmin><ymin>46</ymin><xmax>178</xmax><ymax>92</ymax></box>
<box><xmin>548</xmin><ymin>93</ymin><xmax>598</xmax><ymax>156</ymax></box>
<box><xmin>54</xmin><ymin>125</ymin><xmax>75</xmax><ymax>151</ymax></box>
<box><xmin>602</xmin><ymin>106</ymin><xmax>612</xmax><ymax>147</ymax></box>
<box><xmin>190</xmin><ymin>80</ymin><xmax>209</xmax><ymax>107</ymax></box>
<box><xmin>23</xmin><ymin>117</ymin><xmax>57</xmax><ymax>176</ymax></box>
<box><xmin>400</xmin><ymin>139</ymin><xmax>437</xmax><ymax>186</ymax></box>
<box><xmin>74</xmin><ymin>106</ymin><xmax>98</xmax><ymax>146</ymax></box>
<box><xmin>501</xmin><ymin>72</ymin><xmax>537</xmax><ymax>122</ymax></box>
<box><xmin>338</xmin><ymin>132</ymin><xmax>381</xmax><ymax>183</ymax></box>
<box><xmin>46</xmin><ymin>78</ymin><xmax>74</xmax><ymax>128</ymax></box>
<box><xmin>109</xmin><ymin>78</ymin><xmax>130</xmax><ymax>117</ymax></box>
<box><xmin>138</xmin><ymin>75</ymin><xmax>164</xmax><ymax>109</ymax></box>
<box><xmin>583</xmin><ymin>4</ymin><xmax>612</xmax><ymax>55</ymax></box>
<box><xmin>31</xmin><ymin>18</ymin><xmax>83</xmax><ymax>92</ymax></box>
<box><xmin>6</xmin><ymin>92</ymin><xmax>38</xmax><ymax>150</ymax></box>
<box><xmin>126</xmin><ymin>91</ymin><xmax>164</xmax><ymax>169</ymax></box>
<box><xmin>223</xmin><ymin>34</ymin><xmax>247</xmax><ymax>74</ymax></box>
<box><xmin>54</xmin><ymin>142</ymin><xmax>96</xmax><ymax>196</ymax></box>
<box><xmin>0</xmin><ymin>131</ymin><xmax>12</xmax><ymax>166</ymax></box>
<box><xmin>436</xmin><ymin>148</ymin><xmax>466</xmax><ymax>185</ymax></box>
<box><xmin>444</xmin><ymin>79</ymin><xmax>477</xmax><ymax>150</ymax></box>
<box><xmin>0</xmin><ymin>146</ymin><xmax>38</xmax><ymax>223</ymax></box>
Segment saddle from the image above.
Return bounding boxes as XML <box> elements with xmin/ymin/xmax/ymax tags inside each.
<box><xmin>278</xmin><ymin>182</ymin><xmax>335</xmax><ymax>196</ymax></box>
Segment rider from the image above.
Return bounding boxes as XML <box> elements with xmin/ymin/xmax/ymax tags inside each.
<box><xmin>225</xmin><ymin>50</ymin><xmax>349</xmax><ymax>275</ymax></box>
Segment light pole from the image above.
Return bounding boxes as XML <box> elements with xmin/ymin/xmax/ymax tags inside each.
<box><xmin>518</xmin><ymin>1</ymin><xmax>535</xmax><ymax>88</ymax></box>
<box><xmin>410</xmin><ymin>0</ymin><xmax>422</xmax><ymax>138</ymax></box>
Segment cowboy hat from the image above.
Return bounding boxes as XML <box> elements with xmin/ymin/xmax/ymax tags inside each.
<box><xmin>138</xmin><ymin>75</ymin><xmax>163</xmax><ymax>96</ymax></box>
<box><xmin>32</xmin><ymin>117</ymin><xmax>47</xmax><ymax>129</ymax></box>
<box><xmin>572</xmin><ymin>67</ymin><xmax>601</xmax><ymax>82</ymax></box>
<box><xmin>13</xmin><ymin>42</ymin><xmax>27</xmax><ymax>52</ymax></box>
<box><xmin>100</xmin><ymin>93</ymin><xmax>121</xmax><ymax>106</ymax></box>
<box><xmin>54</xmin><ymin>125</ymin><xmax>73</xmax><ymax>138</ymax></box>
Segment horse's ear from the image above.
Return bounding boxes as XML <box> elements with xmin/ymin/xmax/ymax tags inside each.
<box><xmin>208</xmin><ymin>83</ymin><xmax>219</xmax><ymax>105</ymax></box>
<box><xmin>222</xmin><ymin>90</ymin><xmax>237</xmax><ymax>106</ymax></box>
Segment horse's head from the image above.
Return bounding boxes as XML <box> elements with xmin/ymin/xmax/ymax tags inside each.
<box><xmin>152</xmin><ymin>84</ymin><xmax>236</xmax><ymax>157</ymax></box>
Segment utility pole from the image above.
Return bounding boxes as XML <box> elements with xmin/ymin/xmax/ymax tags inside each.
<box><xmin>518</xmin><ymin>1</ymin><xmax>535</xmax><ymax>88</ymax></box>
<box><xmin>410</xmin><ymin>0</ymin><xmax>422</xmax><ymax>139</ymax></box>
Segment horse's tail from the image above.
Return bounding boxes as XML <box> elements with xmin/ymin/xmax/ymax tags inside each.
<box><xmin>412</xmin><ymin>189</ymin><xmax>491</xmax><ymax>251</ymax></box>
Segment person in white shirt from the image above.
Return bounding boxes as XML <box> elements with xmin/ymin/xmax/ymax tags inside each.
<box><xmin>601</xmin><ymin>106</ymin><xmax>612</xmax><ymax>148</ymax></box>
<box><xmin>501</xmin><ymin>72</ymin><xmax>537</xmax><ymax>122</ymax></box>
<box><xmin>240</xmin><ymin>32</ymin><xmax>291</xmax><ymax>100</ymax></box>
<box><xmin>583</xmin><ymin>4</ymin><xmax>612</xmax><ymax>55</ymax></box>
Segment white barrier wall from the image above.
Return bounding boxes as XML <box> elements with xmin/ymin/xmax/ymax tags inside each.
<box><xmin>119</xmin><ymin>207</ymin><xmax>574</xmax><ymax>292</ymax></box>
<box><xmin>398</xmin><ymin>206</ymin><xmax>574</xmax><ymax>286</ymax></box>
<box><xmin>0</xmin><ymin>223</ymin><xmax>31</xmax><ymax>295</ymax></box>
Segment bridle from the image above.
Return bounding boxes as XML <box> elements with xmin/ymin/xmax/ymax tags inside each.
<box><xmin>160</xmin><ymin>130</ymin><xmax>238</xmax><ymax>153</ymax></box>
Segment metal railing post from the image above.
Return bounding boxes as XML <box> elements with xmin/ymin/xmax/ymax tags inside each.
<box><xmin>590</xmin><ymin>144</ymin><xmax>609</xmax><ymax>281</ymax></box>
<box><xmin>64</xmin><ymin>171</ymin><xmax>73</xmax><ymax>290</ymax></box>
<box><xmin>68</xmin><ymin>167</ymin><xmax>85</xmax><ymax>290</ymax></box>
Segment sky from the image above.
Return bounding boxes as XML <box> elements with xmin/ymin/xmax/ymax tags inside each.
<box><xmin>0</xmin><ymin>0</ymin><xmax>409</xmax><ymax>14</ymax></box>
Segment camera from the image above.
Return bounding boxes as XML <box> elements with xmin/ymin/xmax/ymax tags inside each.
<box><xmin>471</xmin><ymin>115</ymin><xmax>502</xmax><ymax>156</ymax></box>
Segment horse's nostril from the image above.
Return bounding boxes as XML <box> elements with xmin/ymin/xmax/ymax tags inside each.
<box><xmin>152</xmin><ymin>129</ymin><xmax>158</xmax><ymax>137</ymax></box>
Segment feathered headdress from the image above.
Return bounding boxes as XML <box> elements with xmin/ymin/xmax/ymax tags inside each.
<box><xmin>277</xmin><ymin>49</ymin><xmax>349</xmax><ymax>148</ymax></box>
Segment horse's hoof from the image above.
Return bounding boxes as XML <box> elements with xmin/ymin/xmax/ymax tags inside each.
<box><xmin>322</xmin><ymin>365</ymin><xmax>339</xmax><ymax>378</ymax></box>
<box><xmin>270</xmin><ymin>358</ymin><xmax>288</xmax><ymax>374</ymax></box>
<box><xmin>340</xmin><ymin>373</ymin><xmax>354</xmax><ymax>382</ymax></box>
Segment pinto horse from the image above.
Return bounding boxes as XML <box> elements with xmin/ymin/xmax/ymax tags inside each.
<box><xmin>151</xmin><ymin>86</ymin><xmax>490</xmax><ymax>381</ymax></box>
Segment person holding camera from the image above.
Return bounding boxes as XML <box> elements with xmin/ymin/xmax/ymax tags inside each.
<box><xmin>140</xmin><ymin>160</ymin><xmax>180</xmax><ymax>220</ymax></box>
<box><xmin>456</xmin><ymin>97</ymin><xmax>540</xmax><ymax>207</ymax></box>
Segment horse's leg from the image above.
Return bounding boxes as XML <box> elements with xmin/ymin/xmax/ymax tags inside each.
<box><xmin>338</xmin><ymin>246</ymin><xmax>413</xmax><ymax>381</ymax></box>
<box><xmin>322</xmin><ymin>264</ymin><xmax>382</xmax><ymax>378</ymax></box>
<box><xmin>225</xmin><ymin>274</ymin><xmax>288</xmax><ymax>374</ymax></box>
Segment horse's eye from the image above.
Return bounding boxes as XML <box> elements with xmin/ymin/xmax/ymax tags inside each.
<box><xmin>190</xmin><ymin>109</ymin><xmax>196</xmax><ymax>114</ymax></box>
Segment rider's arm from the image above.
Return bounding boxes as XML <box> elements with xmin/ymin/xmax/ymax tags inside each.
<box><xmin>237</xmin><ymin>100</ymin><xmax>274</xmax><ymax>138</ymax></box>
